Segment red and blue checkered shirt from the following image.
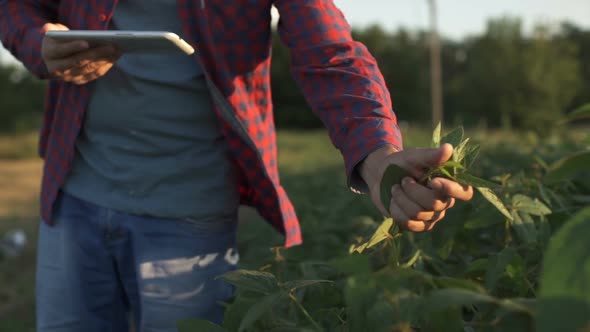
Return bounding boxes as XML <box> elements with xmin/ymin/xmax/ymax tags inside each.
<box><xmin>0</xmin><ymin>0</ymin><xmax>402</xmax><ymax>248</ymax></box>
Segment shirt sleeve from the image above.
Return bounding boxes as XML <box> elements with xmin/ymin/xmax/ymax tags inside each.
<box><xmin>0</xmin><ymin>0</ymin><xmax>60</xmax><ymax>79</ymax></box>
<box><xmin>273</xmin><ymin>0</ymin><xmax>403</xmax><ymax>194</ymax></box>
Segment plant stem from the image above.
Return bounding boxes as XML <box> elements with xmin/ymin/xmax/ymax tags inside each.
<box><xmin>401</xmin><ymin>249</ymin><xmax>422</xmax><ymax>268</ymax></box>
<box><xmin>288</xmin><ymin>292</ymin><xmax>323</xmax><ymax>332</ymax></box>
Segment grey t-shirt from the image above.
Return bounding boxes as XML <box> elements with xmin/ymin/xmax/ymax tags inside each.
<box><xmin>63</xmin><ymin>0</ymin><xmax>240</xmax><ymax>220</ymax></box>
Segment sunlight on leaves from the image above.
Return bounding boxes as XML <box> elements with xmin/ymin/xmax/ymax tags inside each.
<box><xmin>349</xmin><ymin>218</ymin><xmax>394</xmax><ymax>254</ymax></box>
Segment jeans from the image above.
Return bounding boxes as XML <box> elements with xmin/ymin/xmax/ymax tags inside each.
<box><xmin>36</xmin><ymin>191</ymin><xmax>238</xmax><ymax>332</ymax></box>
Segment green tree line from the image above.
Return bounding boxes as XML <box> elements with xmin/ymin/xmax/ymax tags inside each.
<box><xmin>0</xmin><ymin>16</ymin><xmax>588</xmax><ymax>134</ymax></box>
<box><xmin>272</xmin><ymin>17</ymin><xmax>588</xmax><ymax>132</ymax></box>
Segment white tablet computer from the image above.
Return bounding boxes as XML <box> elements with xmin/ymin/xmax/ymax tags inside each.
<box><xmin>45</xmin><ymin>30</ymin><xmax>195</xmax><ymax>55</ymax></box>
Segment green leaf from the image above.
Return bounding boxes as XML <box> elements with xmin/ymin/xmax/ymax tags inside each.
<box><xmin>464</xmin><ymin>144</ymin><xmax>480</xmax><ymax>169</ymax></box>
<box><xmin>561</xmin><ymin>103</ymin><xmax>590</xmax><ymax>123</ymax></box>
<box><xmin>239</xmin><ymin>292</ymin><xmax>286</xmax><ymax>332</ymax></box>
<box><xmin>366</xmin><ymin>301</ymin><xmax>397</xmax><ymax>331</ymax></box>
<box><xmin>349</xmin><ymin>218</ymin><xmax>394</xmax><ymax>254</ymax></box>
<box><xmin>424</xmin><ymin>288</ymin><xmax>497</xmax><ymax>313</ymax></box>
<box><xmin>485</xmin><ymin>247</ymin><xmax>517</xmax><ymax>291</ymax></box>
<box><xmin>539</xmin><ymin>207</ymin><xmax>590</xmax><ymax>300</ymax></box>
<box><xmin>535</xmin><ymin>297</ymin><xmax>590</xmax><ymax>332</ymax></box>
<box><xmin>432</xmin><ymin>122</ymin><xmax>442</xmax><ymax>148</ymax></box>
<box><xmin>454</xmin><ymin>173</ymin><xmax>499</xmax><ymax>188</ymax></box>
<box><xmin>476</xmin><ymin>187</ymin><xmax>513</xmax><ymax>221</ymax></box>
<box><xmin>425</xmin><ymin>288</ymin><xmax>531</xmax><ymax>316</ymax></box>
<box><xmin>452</xmin><ymin>137</ymin><xmax>470</xmax><ymax>163</ymax></box>
<box><xmin>431</xmin><ymin>276</ymin><xmax>486</xmax><ymax>293</ymax></box>
<box><xmin>222</xmin><ymin>297</ymin><xmax>258</xmax><ymax>332</ymax></box>
<box><xmin>380</xmin><ymin>164</ymin><xmax>410</xmax><ymax>211</ymax></box>
<box><xmin>423</xmin><ymin>307</ymin><xmax>464</xmax><ymax>332</ymax></box>
<box><xmin>511</xmin><ymin>194</ymin><xmax>551</xmax><ymax>216</ymax></box>
<box><xmin>510</xmin><ymin>211</ymin><xmax>537</xmax><ymax>244</ymax></box>
<box><xmin>533</xmin><ymin>154</ymin><xmax>550</xmax><ymax>170</ymax></box>
<box><xmin>177</xmin><ymin>319</ymin><xmax>227</xmax><ymax>332</ymax></box>
<box><xmin>344</xmin><ymin>276</ymin><xmax>379</xmax><ymax>332</ymax></box>
<box><xmin>492</xmin><ymin>309</ymin><xmax>534</xmax><ymax>332</ymax></box>
<box><xmin>441</xmin><ymin>160</ymin><xmax>465</xmax><ymax>170</ymax></box>
<box><xmin>282</xmin><ymin>279</ymin><xmax>332</xmax><ymax>292</ymax></box>
<box><xmin>267</xmin><ymin>326</ymin><xmax>316</xmax><ymax>332</ymax></box>
<box><xmin>221</xmin><ymin>270</ymin><xmax>279</xmax><ymax>295</ymax></box>
<box><xmin>572</xmin><ymin>195</ymin><xmax>590</xmax><ymax>204</ymax></box>
<box><xmin>464</xmin><ymin>258</ymin><xmax>488</xmax><ymax>276</ymax></box>
<box><xmin>536</xmin><ymin>208</ymin><xmax>590</xmax><ymax>331</ymax></box>
<box><xmin>544</xmin><ymin>151</ymin><xmax>590</xmax><ymax>184</ymax></box>
<box><xmin>440</xmin><ymin>126</ymin><xmax>464</xmax><ymax>148</ymax></box>
<box><xmin>330</xmin><ymin>254</ymin><xmax>371</xmax><ymax>275</ymax></box>
<box><xmin>438</xmin><ymin>166</ymin><xmax>454</xmax><ymax>179</ymax></box>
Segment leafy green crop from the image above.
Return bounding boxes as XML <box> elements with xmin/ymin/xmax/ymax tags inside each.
<box><xmin>177</xmin><ymin>113</ymin><xmax>590</xmax><ymax>332</ymax></box>
<box><xmin>352</xmin><ymin>123</ymin><xmax>511</xmax><ymax>254</ymax></box>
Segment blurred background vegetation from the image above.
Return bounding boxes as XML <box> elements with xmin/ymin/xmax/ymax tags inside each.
<box><xmin>0</xmin><ymin>17</ymin><xmax>589</xmax><ymax>137</ymax></box>
<box><xmin>271</xmin><ymin>18</ymin><xmax>588</xmax><ymax>133</ymax></box>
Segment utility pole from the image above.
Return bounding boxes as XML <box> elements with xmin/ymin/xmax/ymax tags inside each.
<box><xmin>427</xmin><ymin>0</ymin><xmax>443</xmax><ymax>127</ymax></box>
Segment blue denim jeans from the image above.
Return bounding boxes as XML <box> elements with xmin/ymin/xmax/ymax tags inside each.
<box><xmin>36</xmin><ymin>191</ymin><xmax>239</xmax><ymax>332</ymax></box>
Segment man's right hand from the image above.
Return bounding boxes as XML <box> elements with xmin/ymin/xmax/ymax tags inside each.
<box><xmin>41</xmin><ymin>23</ymin><xmax>121</xmax><ymax>85</ymax></box>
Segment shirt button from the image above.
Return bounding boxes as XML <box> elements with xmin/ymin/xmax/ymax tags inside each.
<box><xmin>98</xmin><ymin>13</ymin><xmax>108</xmax><ymax>22</ymax></box>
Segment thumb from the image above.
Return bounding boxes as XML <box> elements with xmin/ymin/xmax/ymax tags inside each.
<box><xmin>42</xmin><ymin>23</ymin><xmax>70</xmax><ymax>33</ymax></box>
<box><xmin>397</xmin><ymin>143</ymin><xmax>454</xmax><ymax>173</ymax></box>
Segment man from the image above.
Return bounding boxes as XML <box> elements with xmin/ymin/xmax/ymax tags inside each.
<box><xmin>0</xmin><ymin>1</ymin><xmax>473</xmax><ymax>331</ymax></box>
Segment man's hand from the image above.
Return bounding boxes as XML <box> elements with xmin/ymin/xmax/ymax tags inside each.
<box><xmin>359</xmin><ymin>143</ymin><xmax>474</xmax><ymax>232</ymax></box>
<box><xmin>41</xmin><ymin>23</ymin><xmax>121</xmax><ymax>85</ymax></box>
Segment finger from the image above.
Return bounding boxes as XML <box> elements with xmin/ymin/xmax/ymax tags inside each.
<box><xmin>66</xmin><ymin>59</ymin><xmax>114</xmax><ymax>77</ymax></box>
<box><xmin>447</xmin><ymin>198</ymin><xmax>456</xmax><ymax>209</ymax></box>
<box><xmin>409</xmin><ymin>209</ymin><xmax>447</xmax><ymax>232</ymax></box>
<box><xmin>392</xmin><ymin>144</ymin><xmax>454</xmax><ymax>175</ymax></box>
<box><xmin>405</xmin><ymin>220</ymin><xmax>431</xmax><ymax>232</ymax></box>
<box><xmin>390</xmin><ymin>198</ymin><xmax>432</xmax><ymax>232</ymax></box>
<box><xmin>431</xmin><ymin>210</ymin><xmax>446</xmax><ymax>223</ymax></box>
<box><xmin>389</xmin><ymin>198</ymin><xmax>412</xmax><ymax>230</ymax></box>
<box><xmin>50</xmin><ymin>58</ymin><xmax>91</xmax><ymax>74</ymax></box>
<box><xmin>41</xmin><ymin>23</ymin><xmax>70</xmax><ymax>33</ymax></box>
<box><xmin>70</xmin><ymin>72</ymin><xmax>98</xmax><ymax>85</ymax></box>
<box><xmin>70</xmin><ymin>64</ymin><xmax>113</xmax><ymax>85</ymax></box>
<box><xmin>94</xmin><ymin>61</ymin><xmax>115</xmax><ymax>77</ymax></box>
<box><xmin>50</xmin><ymin>46</ymin><xmax>118</xmax><ymax>74</ymax></box>
<box><xmin>391</xmin><ymin>184</ymin><xmax>436</xmax><ymax>222</ymax></box>
<box><xmin>400</xmin><ymin>177</ymin><xmax>453</xmax><ymax>211</ymax></box>
<box><xmin>43</xmin><ymin>40</ymin><xmax>89</xmax><ymax>60</ymax></box>
<box><xmin>430</xmin><ymin>177</ymin><xmax>474</xmax><ymax>201</ymax></box>
<box><xmin>70</xmin><ymin>76</ymin><xmax>89</xmax><ymax>85</ymax></box>
<box><xmin>425</xmin><ymin>210</ymin><xmax>446</xmax><ymax>231</ymax></box>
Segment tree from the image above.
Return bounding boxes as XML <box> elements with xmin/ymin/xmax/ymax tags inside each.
<box><xmin>560</xmin><ymin>22</ymin><xmax>590</xmax><ymax>112</ymax></box>
<box><xmin>457</xmin><ymin>17</ymin><xmax>580</xmax><ymax>132</ymax></box>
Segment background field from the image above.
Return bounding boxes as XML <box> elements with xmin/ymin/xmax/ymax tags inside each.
<box><xmin>0</xmin><ymin>126</ymin><xmax>587</xmax><ymax>331</ymax></box>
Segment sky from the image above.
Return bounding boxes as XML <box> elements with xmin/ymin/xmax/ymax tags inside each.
<box><xmin>1</xmin><ymin>0</ymin><xmax>589</xmax><ymax>64</ymax></box>
<box><xmin>333</xmin><ymin>0</ymin><xmax>590</xmax><ymax>39</ymax></box>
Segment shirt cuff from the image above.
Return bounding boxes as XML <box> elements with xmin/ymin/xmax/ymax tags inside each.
<box><xmin>342</xmin><ymin>118</ymin><xmax>403</xmax><ymax>194</ymax></box>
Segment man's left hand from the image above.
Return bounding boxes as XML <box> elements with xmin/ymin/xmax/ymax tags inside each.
<box><xmin>359</xmin><ymin>143</ymin><xmax>474</xmax><ymax>232</ymax></box>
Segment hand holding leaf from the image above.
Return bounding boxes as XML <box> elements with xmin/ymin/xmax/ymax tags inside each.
<box><xmin>355</xmin><ymin>124</ymin><xmax>511</xmax><ymax>253</ymax></box>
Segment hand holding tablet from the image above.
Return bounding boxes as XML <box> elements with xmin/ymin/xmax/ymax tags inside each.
<box><xmin>45</xmin><ymin>30</ymin><xmax>195</xmax><ymax>55</ymax></box>
<box><xmin>41</xmin><ymin>25</ymin><xmax>195</xmax><ymax>84</ymax></box>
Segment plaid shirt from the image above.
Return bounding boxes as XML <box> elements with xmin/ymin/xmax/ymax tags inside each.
<box><xmin>0</xmin><ymin>0</ymin><xmax>402</xmax><ymax>248</ymax></box>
